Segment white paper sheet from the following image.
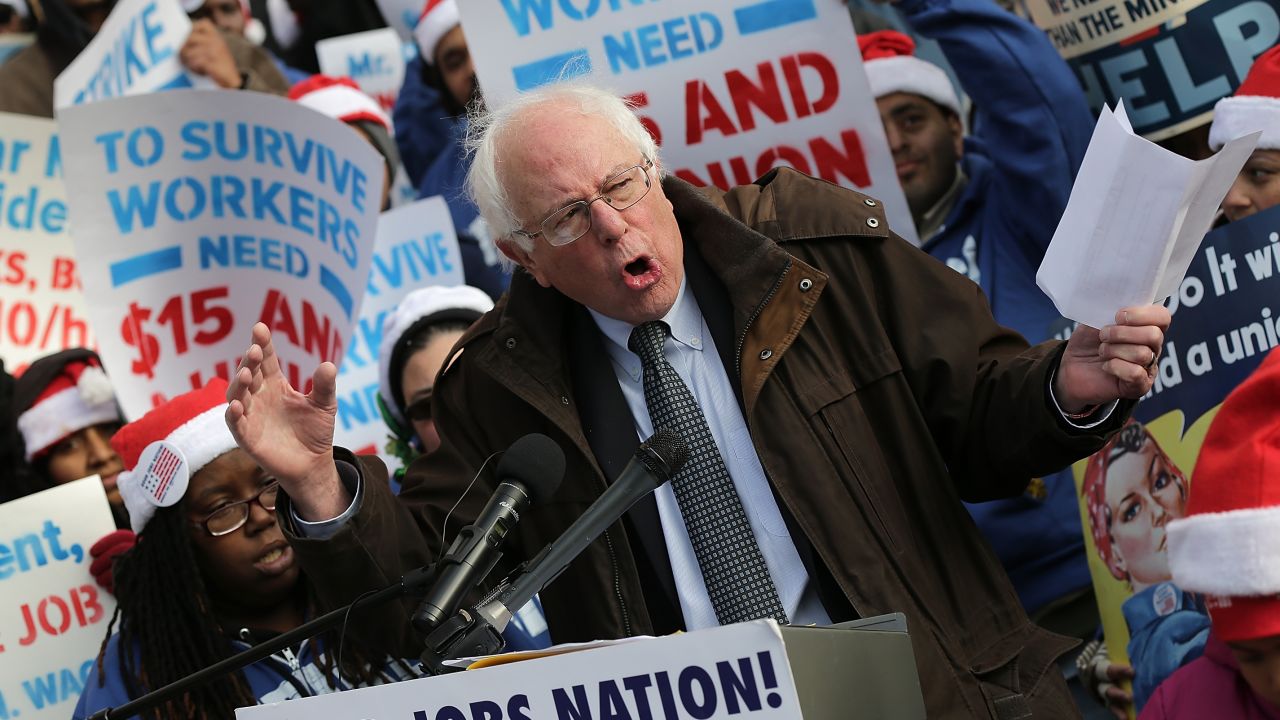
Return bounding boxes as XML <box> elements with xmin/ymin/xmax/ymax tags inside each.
<box><xmin>1037</xmin><ymin>101</ymin><xmax>1259</xmax><ymax>329</ymax></box>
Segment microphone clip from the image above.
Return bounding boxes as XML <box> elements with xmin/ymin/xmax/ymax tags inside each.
<box><xmin>419</xmin><ymin>608</ymin><xmax>506</xmax><ymax>676</ymax></box>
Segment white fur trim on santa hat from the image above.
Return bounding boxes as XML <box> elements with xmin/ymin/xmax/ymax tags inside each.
<box><xmin>1167</xmin><ymin>505</ymin><xmax>1280</xmax><ymax>596</ymax></box>
<box><xmin>1209</xmin><ymin>95</ymin><xmax>1280</xmax><ymax>151</ymax></box>
<box><xmin>266</xmin><ymin>0</ymin><xmax>300</xmax><ymax>50</ymax></box>
<box><xmin>1</xmin><ymin>0</ymin><xmax>29</xmax><ymax>19</ymax></box>
<box><xmin>864</xmin><ymin>55</ymin><xmax>961</xmax><ymax>116</ymax></box>
<box><xmin>378</xmin><ymin>285</ymin><xmax>493</xmax><ymax>426</ymax></box>
<box><xmin>296</xmin><ymin>84</ymin><xmax>391</xmax><ymax>130</ymax></box>
<box><xmin>17</xmin><ymin>373</ymin><xmax>120</xmax><ymax>461</ymax></box>
<box><xmin>414</xmin><ymin>0</ymin><xmax>459</xmax><ymax>65</ymax></box>
<box><xmin>118</xmin><ymin>404</ymin><xmax>236</xmax><ymax>533</ymax></box>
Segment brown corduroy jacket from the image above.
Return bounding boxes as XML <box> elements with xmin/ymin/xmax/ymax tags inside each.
<box><xmin>284</xmin><ymin>169</ymin><xmax>1129</xmax><ymax>719</ymax></box>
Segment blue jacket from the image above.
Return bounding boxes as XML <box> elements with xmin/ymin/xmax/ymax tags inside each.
<box><xmin>73</xmin><ymin>629</ymin><xmax>417</xmax><ymax>719</ymax></box>
<box><xmin>1123</xmin><ymin>582</ymin><xmax>1210</xmax><ymax>711</ymax></box>
<box><xmin>394</xmin><ymin>59</ymin><xmax>511</xmax><ymax>301</ymax></box>
<box><xmin>901</xmin><ymin>0</ymin><xmax>1096</xmax><ymax>615</ymax></box>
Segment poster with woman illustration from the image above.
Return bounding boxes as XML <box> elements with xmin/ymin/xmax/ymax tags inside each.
<box><xmin>1075</xmin><ymin>205</ymin><xmax>1280</xmax><ymax>712</ymax></box>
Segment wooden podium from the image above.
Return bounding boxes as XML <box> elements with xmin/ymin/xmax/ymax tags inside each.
<box><xmin>237</xmin><ymin>617</ymin><xmax>926</xmax><ymax>720</ymax></box>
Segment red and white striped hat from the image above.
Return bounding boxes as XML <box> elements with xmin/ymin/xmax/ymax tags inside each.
<box><xmin>1210</xmin><ymin>45</ymin><xmax>1280</xmax><ymax>151</ymax></box>
<box><xmin>1168</xmin><ymin>347</ymin><xmax>1280</xmax><ymax>641</ymax></box>
<box><xmin>414</xmin><ymin>0</ymin><xmax>459</xmax><ymax>65</ymax></box>
<box><xmin>17</xmin><ymin>354</ymin><xmax>120</xmax><ymax>461</ymax></box>
<box><xmin>857</xmin><ymin>30</ymin><xmax>960</xmax><ymax>116</ymax></box>
<box><xmin>288</xmin><ymin>74</ymin><xmax>391</xmax><ymax>131</ymax></box>
<box><xmin>112</xmin><ymin>379</ymin><xmax>237</xmax><ymax>533</ymax></box>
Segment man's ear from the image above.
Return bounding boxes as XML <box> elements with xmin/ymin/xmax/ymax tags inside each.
<box><xmin>499</xmin><ymin>240</ymin><xmax>551</xmax><ymax>288</ymax></box>
<box><xmin>948</xmin><ymin>112</ymin><xmax>964</xmax><ymax>159</ymax></box>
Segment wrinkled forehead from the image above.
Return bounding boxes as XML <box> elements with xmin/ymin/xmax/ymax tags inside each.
<box><xmin>496</xmin><ymin>105</ymin><xmax>641</xmax><ymax>208</ymax></box>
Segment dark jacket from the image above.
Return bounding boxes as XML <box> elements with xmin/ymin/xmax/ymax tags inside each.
<box><xmin>284</xmin><ymin>169</ymin><xmax>1129</xmax><ymax>719</ymax></box>
<box><xmin>0</xmin><ymin>28</ymin><xmax>288</xmax><ymax>118</ymax></box>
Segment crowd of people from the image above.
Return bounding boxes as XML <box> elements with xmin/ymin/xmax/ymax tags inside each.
<box><xmin>1</xmin><ymin>0</ymin><xmax>1278</xmax><ymax>717</ymax></box>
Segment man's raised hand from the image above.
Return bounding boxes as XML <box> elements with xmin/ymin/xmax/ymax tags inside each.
<box><xmin>225</xmin><ymin>322</ymin><xmax>350</xmax><ymax>520</ymax></box>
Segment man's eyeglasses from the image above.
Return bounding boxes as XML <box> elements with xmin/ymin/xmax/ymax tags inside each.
<box><xmin>194</xmin><ymin>481</ymin><xmax>280</xmax><ymax>537</ymax></box>
<box><xmin>512</xmin><ymin>158</ymin><xmax>653</xmax><ymax>247</ymax></box>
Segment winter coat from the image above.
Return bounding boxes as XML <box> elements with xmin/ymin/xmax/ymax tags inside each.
<box><xmin>1124</xmin><ymin>582</ymin><xmax>1211</xmax><ymax>710</ymax></box>
<box><xmin>1139</xmin><ymin>633</ymin><xmax>1280</xmax><ymax>719</ymax></box>
<box><xmin>282</xmin><ymin>169</ymin><xmax>1132</xmax><ymax>718</ymax></box>
<box><xmin>903</xmin><ymin>0</ymin><xmax>1097</xmax><ymax>615</ymax></box>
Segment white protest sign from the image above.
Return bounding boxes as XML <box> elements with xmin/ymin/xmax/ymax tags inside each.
<box><xmin>0</xmin><ymin>477</ymin><xmax>118</xmax><ymax>720</ymax></box>
<box><xmin>0</xmin><ymin>113</ymin><xmax>94</xmax><ymax>372</ymax></box>
<box><xmin>374</xmin><ymin>0</ymin><xmax>424</xmax><ymax>44</ymax></box>
<box><xmin>334</xmin><ymin>196</ymin><xmax>462</xmax><ymax>463</ymax></box>
<box><xmin>316</xmin><ymin>28</ymin><xmax>408</xmax><ymax>114</ymax></box>
<box><xmin>53</xmin><ymin>0</ymin><xmax>195</xmax><ymax>110</ymax></box>
<box><xmin>457</xmin><ymin>0</ymin><xmax>917</xmax><ymax>244</ymax></box>
<box><xmin>57</xmin><ymin>89</ymin><xmax>385</xmax><ymax>420</ymax></box>
<box><xmin>238</xmin><ymin>620</ymin><xmax>804</xmax><ymax>719</ymax></box>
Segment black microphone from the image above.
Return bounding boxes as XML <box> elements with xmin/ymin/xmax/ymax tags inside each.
<box><xmin>411</xmin><ymin>433</ymin><xmax>564</xmax><ymax>634</ymax></box>
<box><xmin>472</xmin><ymin>429</ymin><xmax>688</xmax><ymax>634</ymax></box>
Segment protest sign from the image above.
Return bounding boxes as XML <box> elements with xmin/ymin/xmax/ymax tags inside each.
<box><xmin>238</xmin><ymin>620</ymin><xmax>807</xmax><ymax>719</ymax></box>
<box><xmin>53</xmin><ymin>0</ymin><xmax>196</xmax><ymax>111</ymax></box>
<box><xmin>316</xmin><ymin>28</ymin><xmax>408</xmax><ymax>113</ymax></box>
<box><xmin>457</xmin><ymin>0</ymin><xmax>918</xmax><ymax>244</ymax></box>
<box><xmin>1074</xmin><ymin>206</ymin><xmax>1280</xmax><ymax>711</ymax></box>
<box><xmin>0</xmin><ymin>477</ymin><xmax>118</xmax><ymax>720</ymax></box>
<box><xmin>374</xmin><ymin>0</ymin><xmax>423</xmax><ymax>44</ymax></box>
<box><xmin>334</xmin><ymin>196</ymin><xmax>462</xmax><ymax>464</ymax></box>
<box><xmin>57</xmin><ymin>89</ymin><xmax>385</xmax><ymax>420</ymax></box>
<box><xmin>1026</xmin><ymin>0</ymin><xmax>1280</xmax><ymax>140</ymax></box>
<box><xmin>0</xmin><ymin>113</ymin><xmax>94</xmax><ymax>372</ymax></box>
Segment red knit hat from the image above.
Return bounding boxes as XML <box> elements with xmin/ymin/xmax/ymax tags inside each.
<box><xmin>414</xmin><ymin>0</ymin><xmax>459</xmax><ymax>66</ymax></box>
<box><xmin>1209</xmin><ymin>44</ymin><xmax>1280</xmax><ymax>151</ymax></box>
<box><xmin>112</xmin><ymin>379</ymin><xmax>236</xmax><ymax>533</ymax></box>
<box><xmin>1168</xmin><ymin>347</ymin><xmax>1280</xmax><ymax>641</ymax></box>
<box><xmin>857</xmin><ymin>30</ymin><xmax>960</xmax><ymax>116</ymax></box>
<box><xmin>289</xmin><ymin>75</ymin><xmax>391</xmax><ymax>131</ymax></box>
<box><xmin>17</xmin><ymin>354</ymin><xmax>121</xmax><ymax>461</ymax></box>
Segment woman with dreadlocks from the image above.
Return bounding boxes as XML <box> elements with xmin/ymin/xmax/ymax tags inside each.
<box><xmin>73</xmin><ymin>379</ymin><xmax>414</xmax><ymax>720</ymax></box>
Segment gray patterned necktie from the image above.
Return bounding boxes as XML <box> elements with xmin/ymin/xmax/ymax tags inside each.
<box><xmin>629</xmin><ymin>321</ymin><xmax>788</xmax><ymax>626</ymax></box>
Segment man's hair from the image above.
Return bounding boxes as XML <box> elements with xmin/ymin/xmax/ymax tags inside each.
<box><xmin>464</xmin><ymin>83</ymin><xmax>661</xmax><ymax>258</ymax></box>
<box><xmin>97</xmin><ymin>501</ymin><xmax>407</xmax><ymax>719</ymax></box>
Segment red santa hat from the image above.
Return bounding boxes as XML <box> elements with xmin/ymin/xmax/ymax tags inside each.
<box><xmin>857</xmin><ymin>30</ymin><xmax>960</xmax><ymax>116</ymax></box>
<box><xmin>1209</xmin><ymin>45</ymin><xmax>1280</xmax><ymax>151</ymax></box>
<box><xmin>1167</xmin><ymin>347</ymin><xmax>1280</xmax><ymax>642</ymax></box>
<box><xmin>288</xmin><ymin>75</ymin><xmax>391</xmax><ymax>131</ymax></box>
<box><xmin>112</xmin><ymin>379</ymin><xmax>237</xmax><ymax>534</ymax></box>
<box><xmin>414</xmin><ymin>0</ymin><xmax>459</xmax><ymax>66</ymax></box>
<box><xmin>17</xmin><ymin>354</ymin><xmax>120</xmax><ymax>461</ymax></box>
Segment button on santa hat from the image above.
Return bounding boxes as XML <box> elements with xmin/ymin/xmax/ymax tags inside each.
<box><xmin>16</xmin><ymin>350</ymin><xmax>121</xmax><ymax>461</ymax></box>
<box><xmin>111</xmin><ymin>379</ymin><xmax>238</xmax><ymax>534</ymax></box>
<box><xmin>414</xmin><ymin>0</ymin><xmax>459</xmax><ymax>65</ymax></box>
<box><xmin>858</xmin><ymin>30</ymin><xmax>960</xmax><ymax>116</ymax></box>
<box><xmin>1167</xmin><ymin>347</ymin><xmax>1280</xmax><ymax>642</ymax></box>
<box><xmin>1209</xmin><ymin>44</ymin><xmax>1280</xmax><ymax>151</ymax></box>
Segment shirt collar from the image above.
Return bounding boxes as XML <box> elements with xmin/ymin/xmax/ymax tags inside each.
<box><xmin>589</xmin><ymin>276</ymin><xmax>705</xmax><ymax>382</ymax></box>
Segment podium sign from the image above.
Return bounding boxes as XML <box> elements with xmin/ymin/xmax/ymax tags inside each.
<box><xmin>237</xmin><ymin>620</ymin><xmax>924</xmax><ymax>719</ymax></box>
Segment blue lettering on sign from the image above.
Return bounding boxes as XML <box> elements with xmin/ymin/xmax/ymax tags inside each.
<box><xmin>604</xmin><ymin>13</ymin><xmax>723</xmax><ymax>74</ymax></box>
<box><xmin>71</xmin><ymin>1</ymin><xmax>178</xmax><ymax>105</ymax></box>
<box><xmin>513</xmin><ymin>49</ymin><xmax>593</xmax><ymax>91</ymax></box>
<box><xmin>499</xmin><ymin>0</ymin><xmax>656</xmax><ymax>36</ymax></box>
<box><xmin>368</xmin><ymin>232</ymin><xmax>457</xmax><ymax>293</ymax></box>
<box><xmin>1071</xmin><ymin>0</ymin><xmax>1279</xmax><ymax>136</ymax></box>
<box><xmin>0</xmin><ymin>520</ymin><xmax>82</xmax><ymax>580</ymax></box>
<box><xmin>198</xmin><ymin>234</ymin><xmax>311</xmax><ymax>278</ymax></box>
<box><xmin>21</xmin><ymin>660</ymin><xmax>93</xmax><ymax>710</ymax></box>
<box><xmin>320</xmin><ymin>263</ymin><xmax>355</xmax><ymax>320</ymax></box>
<box><xmin>348</xmin><ymin>52</ymin><xmax>390</xmax><ymax>78</ymax></box>
<box><xmin>109</xmin><ymin>246</ymin><xmax>183</xmax><ymax>287</ymax></box>
<box><xmin>336</xmin><ymin>381</ymin><xmax>381</xmax><ymax>430</ymax></box>
<box><xmin>734</xmin><ymin>0</ymin><xmax>817</xmax><ymax>36</ymax></box>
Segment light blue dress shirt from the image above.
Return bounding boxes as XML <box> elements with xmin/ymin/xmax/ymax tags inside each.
<box><xmin>588</xmin><ymin>279</ymin><xmax>832</xmax><ymax>630</ymax></box>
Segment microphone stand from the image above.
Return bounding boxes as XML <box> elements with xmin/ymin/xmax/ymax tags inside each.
<box><xmin>86</xmin><ymin>564</ymin><xmax>439</xmax><ymax>720</ymax></box>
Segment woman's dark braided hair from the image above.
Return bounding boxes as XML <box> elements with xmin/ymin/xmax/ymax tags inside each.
<box><xmin>97</xmin><ymin>501</ymin><xmax>406</xmax><ymax>720</ymax></box>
